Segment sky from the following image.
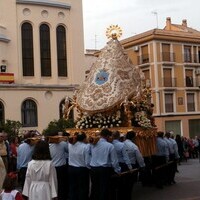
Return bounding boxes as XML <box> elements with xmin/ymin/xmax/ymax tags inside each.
<box><xmin>82</xmin><ymin>0</ymin><xmax>200</xmax><ymax>50</ymax></box>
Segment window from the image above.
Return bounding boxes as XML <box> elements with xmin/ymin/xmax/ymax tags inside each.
<box><xmin>21</xmin><ymin>99</ymin><xmax>38</xmax><ymax>127</ymax></box>
<box><xmin>59</xmin><ymin>99</ymin><xmax>74</xmax><ymax>120</ymax></box>
<box><xmin>141</xmin><ymin>45</ymin><xmax>149</xmax><ymax>63</ymax></box>
<box><xmin>165</xmin><ymin>93</ymin><xmax>174</xmax><ymax>112</ymax></box>
<box><xmin>142</xmin><ymin>69</ymin><xmax>150</xmax><ymax>87</ymax></box>
<box><xmin>163</xmin><ymin>68</ymin><xmax>172</xmax><ymax>87</ymax></box>
<box><xmin>57</xmin><ymin>25</ymin><xmax>67</xmax><ymax>77</ymax></box>
<box><xmin>40</xmin><ymin>24</ymin><xmax>51</xmax><ymax>76</ymax></box>
<box><xmin>185</xmin><ymin>69</ymin><xmax>193</xmax><ymax>87</ymax></box>
<box><xmin>162</xmin><ymin>43</ymin><xmax>170</xmax><ymax>61</ymax></box>
<box><xmin>0</xmin><ymin>101</ymin><xmax>4</xmax><ymax>124</ymax></box>
<box><xmin>165</xmin><ymin>120</ymin><xmax>181</xmax><ymax>136</ymax></box>
<box><xmin>189</xmin><ymin>119</ymin><xmax>200</xmax><ymax>138</ymax></box>
<box><xmin>21</xmin><ymin>22</ymin><xmax>34</xmax><ymax>76</ymax></box>
<box><xmin>184</xmin><ymin>46</ymin><xmax>191</xmax><ymax>62</ymax></box>
<box><xmin>187</xmin><ymin>93</ymin><xmax>195</xmax><ymax>112</ymax></box>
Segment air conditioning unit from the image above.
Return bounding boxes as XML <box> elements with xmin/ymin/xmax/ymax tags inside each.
<box><xmin>195</xmin><ymin>68</ymin><xmax>200</xmax><ymax>75</ymax></box>
<box><xmin>133</xmin><ymin>46</ymin><xmax>139</xmax><ymax>52</ymax></box>
<box><xmin>0</xmin><ymin>65</ymin><xmax>6</xmax><ymax>72</ymax></box>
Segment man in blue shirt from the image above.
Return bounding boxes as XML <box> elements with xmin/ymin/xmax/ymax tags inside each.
<box><xmin>112</xmin><ymin>131</ymin><xmax>132</xmax><ymax>172</ymax></box>
<box><xmin>17</xmin><ymin>137</ymin><xmax>35</xmax><ymax>189</ymax></box>
<box><xmin>152</xmin><ymin>131</ymin><xmax>169</xmax><ymax>189</ymax></box>
<box><xmin>90</xmin><ymin>128</ymin><xmax>120</xmax><ymax>200</ymax></box>
<box><xmin>123</xmin><ymin>131</ymin><xmax>145</xmax><ymax>200</ymax></box>
<box><xmin>49</xmin><ymin>133</ymin><xmax>69</xmax><ymax>200</ymax></box>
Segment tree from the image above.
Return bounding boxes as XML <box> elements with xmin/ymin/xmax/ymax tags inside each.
<box><xmin>0</xmin><ymin>120</ymin><xmax>22</xmax><ymax>139</ymax></box>
<box><xmin>42</xmin><ymin>118</ymin><xmax>75</xmax><ymax>136</ymax></box>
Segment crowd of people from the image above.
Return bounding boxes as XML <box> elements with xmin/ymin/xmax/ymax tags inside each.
<box><xmin>0</xmin><ymin>129</ymin><xmax>199</xmax><ymax>200</ymax></box>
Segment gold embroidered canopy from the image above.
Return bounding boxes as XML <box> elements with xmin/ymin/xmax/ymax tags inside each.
<box><xmin>76</xmin><ymin>39</ymin><xmax>142</xmax><ymax>113</ymax></box>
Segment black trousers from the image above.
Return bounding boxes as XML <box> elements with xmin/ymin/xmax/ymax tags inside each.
<box><xmin>151</xmin><ymin>155</ymin><xmax>167</xmax><ymax>187</ymax></box>
<box><xmin>68</xmin><ymin>165</ymin><xmax>89</xmax><ymax>200</ymax></box>
<box><xmin>56</xmin><ymin>164</ymin><xmax>68</xmax><ymax>200</ymax></box>
<box><xmin>19</xmin><ymin>167</ymin><xmax>27</xmax><ymax>190</ymax></box>
<box><xmin>111</xmin><ymin>164</ymin><xmax>138</xmax><ymax>200</ymax></box>
<box><xmin>168</xmin><ymin>154</ymin><xmax>176</xmax><ymax>183</ymax></box>
<box><xmin>90</xmin><ymin>167</ymin><xmax>113</xmax><ymax>200</ymax></box>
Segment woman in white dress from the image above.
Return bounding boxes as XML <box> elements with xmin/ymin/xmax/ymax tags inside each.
<box><xmin>0</xmin><ymin>155</ymin><xmax>6</xmax><ymax>191</ymax></box>
<box><xmin>23</xmin><ymin>140</ymin><xmax>58</xmax><ymax>200</ymax></box>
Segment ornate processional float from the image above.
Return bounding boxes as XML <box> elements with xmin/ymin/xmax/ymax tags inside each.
<box><xmin>64</xmin><ymin>25</ymin><xmax>157</xmax><ymax>157</ymax></box>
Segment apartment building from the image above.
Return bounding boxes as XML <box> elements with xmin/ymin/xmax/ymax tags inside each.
<box><xmin>0</xmin><ymin>0</ymin><xmax>85</xmax><ymax>133</ymax></box>
<box><xmin>121</xmin><ymin>17</ymin><xmax>200</xmax><ymax>138</ymax></box>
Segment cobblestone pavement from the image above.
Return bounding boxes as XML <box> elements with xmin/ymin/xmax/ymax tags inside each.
<box><xmin>132</xmin><ymin>159</ymin><xmax>200</xmax><ymax>200</ymax></box>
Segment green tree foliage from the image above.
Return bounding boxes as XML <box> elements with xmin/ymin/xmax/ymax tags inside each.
<box><xmin>42</xmin><ymin>118</ymin><xmax>75</xmax><ymax>136</ymax></box>
<box><xmin>0</xmin><ymin>120</ymin><xmax>22</xmax><ymax>139</ymax></box>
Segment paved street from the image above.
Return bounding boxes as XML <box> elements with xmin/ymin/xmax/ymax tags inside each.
<box><xmin>132</xmin><ymin>159</ymin><xmax>200</xmax><ymax>200</ymax></box>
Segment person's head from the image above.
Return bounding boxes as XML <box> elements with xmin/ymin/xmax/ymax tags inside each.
<box><xmin>119</xmin><ymin>134</ymin><xmax>125</xmax><ymax>142</ymax></box>
<box><xmin>10</xmin><ymin>136</ymin><xmax>19</xmax><ymax>144</ymax></box>
<box><xmin>100</xmin><ymin>128</ymin><xmax>112</xmax><ymax>139</ymax></box>
<box><xmin>76</xmin><ymin>132</ymin><xmax>87</xmax><ymax>142</ymax></box>
<box><xmin>3</xmin><ymin>132</ymin><xmax>8</xmax><ymax>140</ymax></box>
<box><xmin>157</xmin><ymin>131</ymin><xmax>164</xmax><ymax>138</ymax></box>
<box><xmin>165</xmin><ymin>131</ymin><xmax>171</xmax><ymax>138</ymax></box>
<box><xmin>112</xmin><ymin>131</ymin><xmax>120</xmax><ymax>140</ymax></box>
<box><xmin>32</xmin><ymin>140</ymin><xmax>51</xmax><ymax>160</ymax></box>
<box><xmin>2</xmin><ymin>172</ymin><xmax>18</xmax><ymax>191</ymax></box>
<box><xmin>175</xmin><ymin>134</ymin><xmax>181</xmax><ymax>141</ymax></box>
<box><xmin>126</xmin><ymin>131</ymin><xmax>136</xmax><ymax>141</ymax></box>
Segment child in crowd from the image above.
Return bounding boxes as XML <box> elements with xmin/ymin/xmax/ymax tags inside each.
<box><xmin>0</xmin><ymin>172</ymin><xmax>23</xmax><ymax>200</ymax></box>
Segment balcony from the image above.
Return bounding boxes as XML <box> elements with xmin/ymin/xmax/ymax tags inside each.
<box><xmin>0</xmin><ymin>73</ymin><xmax>14</xmax><ymax>83</ymax></box>
<box><xmin>137</xmin><ymin>54</ymin><xmax>150</xmax><ymax>65</ymax></box>
<box><xmin>185</xmin><ymin>77</ymin><xmax>200</xmax><ymax>87</ymax></box>
<box><xmin>183</xmin><ymin>54</ymin><xmax>199</xmax><ymax>63</ymax></box>
<box><xmin>161</xmin><ymin>77</ymin><xmax>177</xmax><ymax>87</ymax></box>
<box><xmin>162</xmin><ymin>52</ymin><xmax>175</xmax><ymax>63</ymax></box>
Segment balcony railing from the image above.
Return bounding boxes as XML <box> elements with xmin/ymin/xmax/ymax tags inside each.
<box><xmin>162</xmin><ymin>52</ymin><xmax>175</xmax><ymax>62</ymax></box>
<box><xmin>0</xmin><ymin>73</ymin><xmax>14</xmax><ymax>83</ymax></box>
<box><xmin>161</xmin><ymin>77</ymin><xmax>177</xmax><ymax>87</ymax></box>
<box><xmin>137</xmin><ymin>54</ymin><xmax>150</xmax><ymax>65</ymax></box>
<box><xmin>185</xmin><ymin>77</ymin><xmax>200</xmax><ymax>87</ymax></box>
<box><xmin>183</xmin><ymin>54</ymin><xmax>199</xmax><ymax>63</ymax></box>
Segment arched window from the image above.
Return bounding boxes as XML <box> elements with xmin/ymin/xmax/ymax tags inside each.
<box><xmin>59</xmin><ymin>99</ymin><xmax>74</xmax><ymax>120</ymax></box>
<box><xmin>0</xmin><ymin>102</ymin><xmax>5</xmax><ymax>124</ymax></box>
<box><xmin>40</xmin><ymin>24</ymin><xmax>51</xmax><ymax>76</ymax></box>
<box><xmin>21</xmin><ymin>99</ymin><xmax>38</xmax><ymax>127</ymax></box>
<box><xmin>56</xmin><ymin>25</ymin><xmax>67</xmax><ymax>77</ymax></box>
<box><xmin>21</xmin><ymin>22</ymin><xmax>34</xmax><ymax>76</ymax></box>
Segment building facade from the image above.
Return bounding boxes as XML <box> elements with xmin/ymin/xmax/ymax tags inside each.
<box><xmin>0</xmin><ymin>0</ymin><xmax>85</xmax><ymax>133</ymax></box>
<box><xmin>121</xmin><ymin>18</ymin><xmax>200</xmax><ymax>138</ymax></box>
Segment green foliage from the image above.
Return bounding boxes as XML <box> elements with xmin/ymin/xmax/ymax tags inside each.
<box><xmin>42</xmin><ymin>118</ymin><xmax>75</xmax><ymax>136</ymax></box>
<box><xmin>0</xmin><ymin>120</ymin><xmax>22</xmax><ymax>139</ymax></box>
